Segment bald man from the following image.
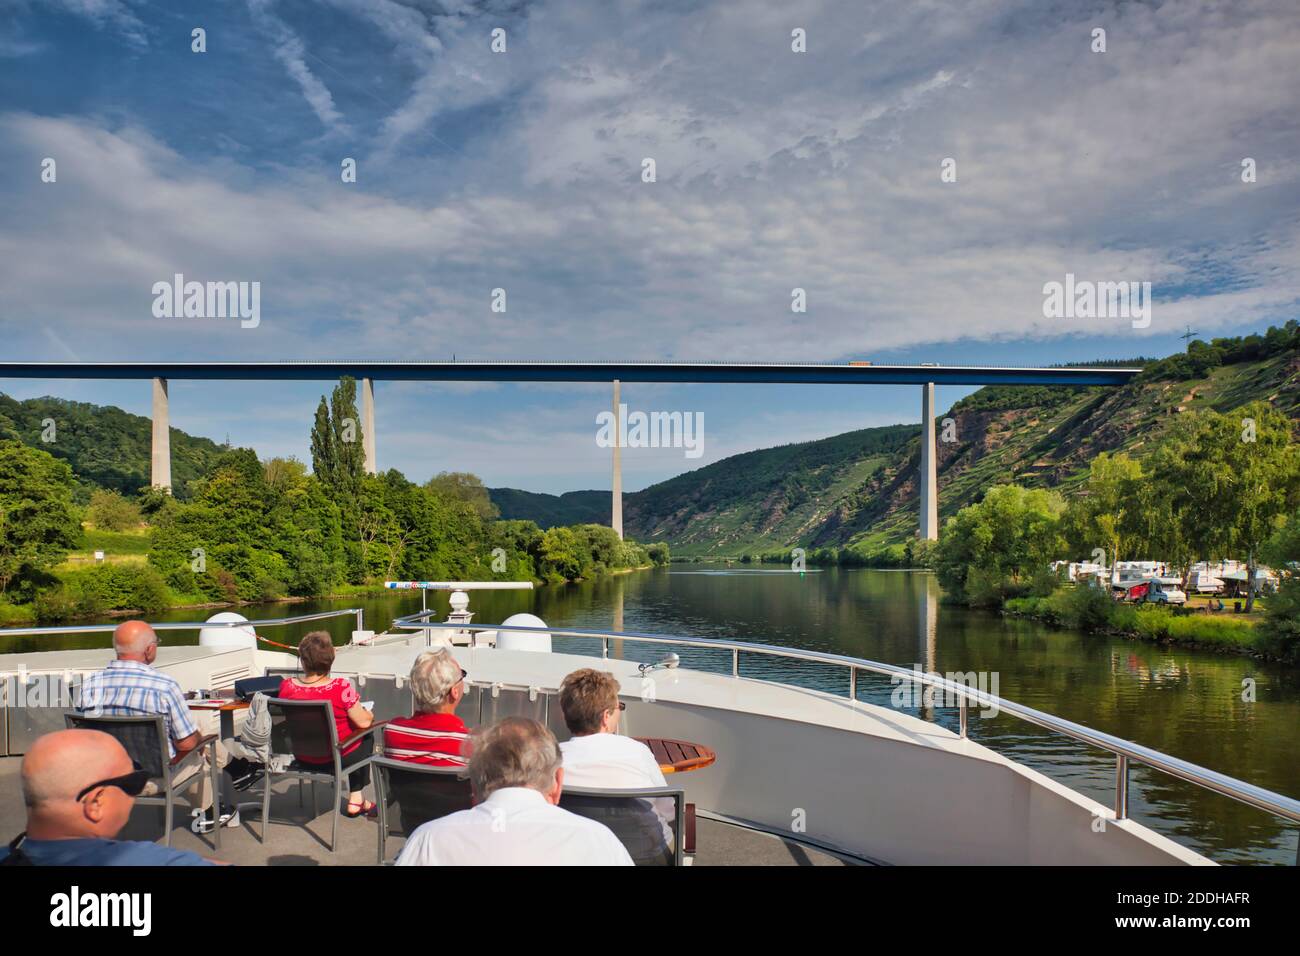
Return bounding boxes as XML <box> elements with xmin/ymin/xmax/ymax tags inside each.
<box><xmin>79</xmin><ymin>620</ymin><xmax>237</xmax><ymax>834</ymax></box>
<box><xmin>0</xmin><ymin>730</ymin><xmax>212</xmax><ymax>865</ymax></box>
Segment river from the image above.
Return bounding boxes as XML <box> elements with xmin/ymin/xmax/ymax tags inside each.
<box><xmin>5</xmin><ymin>565</ymin><xmax>1297</xmax><ymax>864</ymax></box>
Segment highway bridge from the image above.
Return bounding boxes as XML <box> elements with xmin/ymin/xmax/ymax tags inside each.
<box><xmin>0</xmin><ymin>360</ymin><xmax>1143</xmax><ymax>541</ymax></box>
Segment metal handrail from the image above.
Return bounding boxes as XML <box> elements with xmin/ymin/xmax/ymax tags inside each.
<box><xmin>0</xmin><ymin>608</ymin><xmax>365</xmax><ymax>639</ymax></box>
<box><xmin>389</xmin><ymin>612</ymin><xmax>1300</xmax><ymax>840</ymax></box>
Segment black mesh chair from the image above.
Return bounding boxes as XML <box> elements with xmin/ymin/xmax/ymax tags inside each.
<box><xmin>65</xmin><ymin>713</ymin><xmax>222</xmax><ymax>849</ymax></box>
<box><xmin>559</xmin><ymin>785</ymin><xmax>685</xmax><ymax>866</ymax></box>
<box><xmin>259</xmin><ymin>698</ymin><xmax>385</xmax><ymax>853</ymax></box>
<box><xmin>370</xmin><ymin>756</ymin><xmax>474</xmax><ymax>863</ymax></box>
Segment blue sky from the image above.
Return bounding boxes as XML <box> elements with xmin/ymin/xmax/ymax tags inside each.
<box><xmin>1</xmin><ymin>0</ymin><xmax>1297</xmax><ymax>493</ymax></box>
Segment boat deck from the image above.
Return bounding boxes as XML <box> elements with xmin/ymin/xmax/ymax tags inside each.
<box><xmin>0</xmin><ymin>757</ymin><xmax>852</xmax><ymax>866</ymax></box>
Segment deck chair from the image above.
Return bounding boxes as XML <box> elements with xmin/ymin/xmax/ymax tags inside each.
<box><xmin>65</xmin><ymin>713</ymin><xmax>222</xmax><ymax>849</ymax></box>
<box><xmin>559</xmin><ymin>785</ymin><xmax>686</xmax><ymax>865</ymax></box>
<box><xmin>371</xmin><ymin>756</ymin><xmax>473</xmax><ymax>864</ymax></box>
<box><xmin>258</xmin><ymin>698</ymin><xmax>384</xmax><ymax>853</ymax></box>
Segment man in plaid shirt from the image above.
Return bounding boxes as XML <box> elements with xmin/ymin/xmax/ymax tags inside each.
<box><xmin>79</xmin><ymin>620</ymin><xmax>236</xmax><ymax>833</ymax></box>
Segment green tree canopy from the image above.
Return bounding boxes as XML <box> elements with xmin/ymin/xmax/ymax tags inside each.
<box><xmin>425</xmin><ymin>471</ymin><xmax>499</xmax><ymax>520</ymax></box>
<box><xmin>934</xmin><ymin>484</ymin><xmax>1067</xmax><ymax>606</ymax></box>
<box><xmin>0</xmin><ymin>440</ymin><xmax>81</xmax><ymax>597</ymax></box>
<box><xmin>87</xmin><ymin>488</ymin><xmax>143</xmax><ymax>532</ymax></box>
<box><xmin>1061</xmin><ymin>452</ymin><xmax>1145</xmax><ymax>569</ymax></box>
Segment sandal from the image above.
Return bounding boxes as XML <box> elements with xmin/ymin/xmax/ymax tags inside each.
<box><xmin>344</xmin><ymin>799</ymin><xmax>377</xmax><ymax>819</ymax></box>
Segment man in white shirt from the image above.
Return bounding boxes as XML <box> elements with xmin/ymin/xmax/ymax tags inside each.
<box><xmin>395</xmin><ymin>716</ymin><xmax>632</xmax><ymax>866</ymax></box>
<box><xmin>557</xmin><ymin>668</ymin><xmax>675</xmax><ymax>865</ymax></box>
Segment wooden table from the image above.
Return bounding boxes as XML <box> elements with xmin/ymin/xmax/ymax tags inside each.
<box><xmin>187</xmin><ymin>691</ymin><xmax>249</xmax><ymax>739</ymax></box>
<box><xmin>634</xmin><ymin>736</ymin><xmax>716</xmax><ymax>774</ymax></box>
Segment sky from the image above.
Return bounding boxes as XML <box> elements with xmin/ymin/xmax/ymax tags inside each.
<box><xmin>0</xmin><ymin>0</ymin><xmax>1297</xmax><ymax>493</ymax></box>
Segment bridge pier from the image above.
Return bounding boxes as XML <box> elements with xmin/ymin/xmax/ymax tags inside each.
<box><xmin>361</xmin><ymin>377</ymin><xmax>377</xmax><ymax>475</ymax></box>
<box><xmin>611</xmin><ymin>379</ymin><xmax>623</xmax><ymax>539</ymax></box>
<box><xmin>151</xmin><ymin>377</ymin><xmax>171</xmax><ymax>492</ymax></box>
<box><xmin>919</xmin><ymin>382</ymin><xmax>938</xmax><ymax>541</ymax></box>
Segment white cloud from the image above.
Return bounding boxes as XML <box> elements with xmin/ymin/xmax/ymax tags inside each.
<box><xmin>246</xmin><ymin>0</ymin><xmax>349</xmax><ymax>133</ymax></box>
<box><xmin>14</xmin><ymin>0</ymin><xmax>149</xmax><ymax>46</ymax></box>
<box><xmin>2</xmin><ymin>0</ymin><xmax>1299</xmax><ymax>368</ymax></box>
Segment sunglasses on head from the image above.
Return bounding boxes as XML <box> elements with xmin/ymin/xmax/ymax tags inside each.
<box><xmin>77</xmin><ymin>761</ymin><xmax>150</xmax><ymax>802</ymax></box>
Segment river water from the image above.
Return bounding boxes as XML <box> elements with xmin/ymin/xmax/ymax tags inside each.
<box><xmin>6</xmin><ymin>565</ymin><xmax>1297</xmax><ymax>864</ymax></box>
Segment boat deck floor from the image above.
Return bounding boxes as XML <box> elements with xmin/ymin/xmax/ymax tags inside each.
<box><xmin>0</xmin><ymin>757</ymin><xmax>851</xmax><ymax>866</ymax></box>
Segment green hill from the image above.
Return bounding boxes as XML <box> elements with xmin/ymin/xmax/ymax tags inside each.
<box><xmin>0</xmin><ymin>394</ymin><xmax>226</xmax><ymax>502</ymax></box>
<box><xmin>624</xmin><ymin>424</ymin><xmax>918</xmax><ymax>555</ymax></box>
<box><xmin>489</xmin><ymin>488</ymin><xmax>610</xmax><ymax>527</ymax></box>
<box><xmin>617</xmin><ymin>330</ymin><xmax>1300</xmax><ymax>559</ymax></box>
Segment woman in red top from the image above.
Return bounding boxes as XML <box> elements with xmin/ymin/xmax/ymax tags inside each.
<box><xmin>384</xmin><ymin>649</ymin><xmax>469</xmax><ymax>766</ymax></box>
<box><xmin>278</xmin><ymin>631</ymin><xmax>377</xmax><ymax>818</ymax></box>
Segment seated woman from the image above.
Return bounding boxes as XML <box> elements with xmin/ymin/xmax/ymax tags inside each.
<box><xmin>277</xmin><ymin>631</ymin><xmax>377</xmax><ymax>818</ymax></box>
<box><xmin>384</xmin><ymin>650</ymin><xmax>469</xmax><ymax>767</ymax></box>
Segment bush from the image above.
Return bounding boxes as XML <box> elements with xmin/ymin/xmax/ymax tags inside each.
<box><xmin>87</xmin><ymin>489</ymin><xmax>143</xmax><ymax>532</ymax></box>
<box><xmin>33</xmin><ymin>587</ymin><xmax>105</xmax><ymax>624</ymax></box>
<box><xmin>55</xmin><ymin>564</ymin><xmax>172</xmax><ymax>616</ymax></box>
<box><xmin>1050</xmin><ymin>585</ymin><xmax>1114</xmax><ymax>630</ymax></box>
<box><xmin>1255</xmin><ymin>578</ymin><xmax>1300</xmax><ymax>662</ymax></box>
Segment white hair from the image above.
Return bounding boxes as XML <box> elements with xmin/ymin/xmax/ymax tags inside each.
<box><xmin>409</xmin><ymin>649</ymin><xmax>462</xmax><ymax>713</ymax></box>
<box><xmin>468</xmin><ymin>718</ymin><xmax>561</xmax><ymax>799</ymax></box>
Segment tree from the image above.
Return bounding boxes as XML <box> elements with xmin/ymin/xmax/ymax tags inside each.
<box><xmin>309</xmin><ymin>379</ymin><xmax>368</xmax><ymax>581</ymax></box>
<box><xmin>0</xmin><ymin>440</ymin><xmax>81</xmax><ymax>596</ymax></box>
<box><xmin>1061</xmin><ymin>452</ymin><xmax>1144</xmax><ymax>577</ymax></box>
<box><xmin>87</xmin><ymin>488</ymin><xmax>143</xmax><ymax>532</ymax></box>
<box><xmin>538</xmin><ymin>526</ymin><xmax>586</xmax><ymax>582</ymax></box>
<box><xmin>425</xmin><ymin>472</ymin><xmax>499</xmax><ymax>520</ymax></box>
<box><xmin>1259</xmin><ymin>511</ymin><xmax>1300</xmax><ymax>661</ymax></box>
<box><xmin>1229</xmin><ymin>403</ymin><xmax>1300</xmax><ymax>611</ymax></box>
<box><xmin>1146</xmin><ymin>404</ymin><xmax>1300</xmax><ymax>610</ymax></box>
<box><xmin>330</xmin><ymin>377</ymin><xmax>365</xmax><ymax>499</ymax></box>
<box><xmin>264</xmin><ymin>456</ymin><xmax>307</xmax><ymax>492</ymax></box>
<box><xmin>934</xmin><ymin>484</ymin><xmax>1066</xmax><ymax>606</ymax></box>
<box><xmin>309</xmin><ymin>398</ymin><xmax>334</xmax><ymax>487</ymax></box>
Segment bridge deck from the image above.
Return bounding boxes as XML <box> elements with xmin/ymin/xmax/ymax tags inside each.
<box><xmin>0</xmin><ymin>361</ymin><xmax>1141</xmax><ymax>386</ymax></box>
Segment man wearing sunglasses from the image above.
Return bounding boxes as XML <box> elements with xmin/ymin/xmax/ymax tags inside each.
<box><xmin>0</xmin><ymin>729</ymin><xmax>214</xmax><ymax>865</ymax></box>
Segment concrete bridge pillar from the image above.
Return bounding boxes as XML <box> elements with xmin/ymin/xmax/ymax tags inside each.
<box><xmin>611</xmin><ymin>379</ymin><xmax>623</xmax><ymax>539</ymax></box>
<box><xmin>920</xmin><ymin>382</ymin><xmax>938</xmax><ymax>541</ymax></box>
<box><xmin>361</xmin><ymin>377</ymin><xmax>377</xmax><ymax>475</ymax></box>
<box><xmin>151</xmin><ymin>377</ymin><xmax>171</xmax><ymax>492</ymax></box>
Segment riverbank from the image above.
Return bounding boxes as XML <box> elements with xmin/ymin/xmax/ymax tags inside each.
<box><xmin>1002</xmin><ymin>590</ymin><xmax>1288</xmax><ymax>662</ymax></box>
<box><xmin>0</xmin><ymin>563</ymin><xmax>660</xmax><ymax>630</ymax></box>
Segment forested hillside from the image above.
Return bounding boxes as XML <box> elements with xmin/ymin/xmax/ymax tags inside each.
<box><xmin>0</xmin><ymin>394</ymin><xmax>226</xmax><ymax>502</ymax></box>
<box><xmin>611</xmin><ymin>326</ymin><xmax>1300</xmax><ymax>560</ymax></box>
<box><xmin>489</xmin><ymin>488</ymin><xmax>610</xmax><ymax>527</ymax></box>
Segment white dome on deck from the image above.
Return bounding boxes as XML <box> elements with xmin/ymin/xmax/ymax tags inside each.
<box><xmin>494</xmin><ymin>613</ymin><xmax>552</xmax><ymax>653</ymax></box>
<box><xmin>199</xmin><ymin>612</ymin><xmax>258</xmax><ymax>650</ymax></box>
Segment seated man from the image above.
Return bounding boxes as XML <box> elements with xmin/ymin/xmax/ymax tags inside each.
<box><xmin>384</xmin><ymin>649</ymin><xmax>469</xmax><ymax>767</ymax></box>
<box><xmin>557</xmin><ymin>668</ymin><xmax>674</xmax><ymax>863</ymax></box>
<box><xmin>395</xmin><ymin>717</ymin><xmax>632</xmax><ymax>866</ymax></box>
<box><xmin>79</xmin><ymin>620</ymin><xmax>236</xmax><ymax>833</ymax></box>
<box><xmin>0</xmin><ymin>729</ymin><xmax>214</xmax><ymax>865</ymax></box>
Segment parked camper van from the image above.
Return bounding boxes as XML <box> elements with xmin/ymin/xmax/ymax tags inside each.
<box><xmin>1146</xmin><ymin>579</ymin><xmax>1187</xmax><ymax>606</ymax></box>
